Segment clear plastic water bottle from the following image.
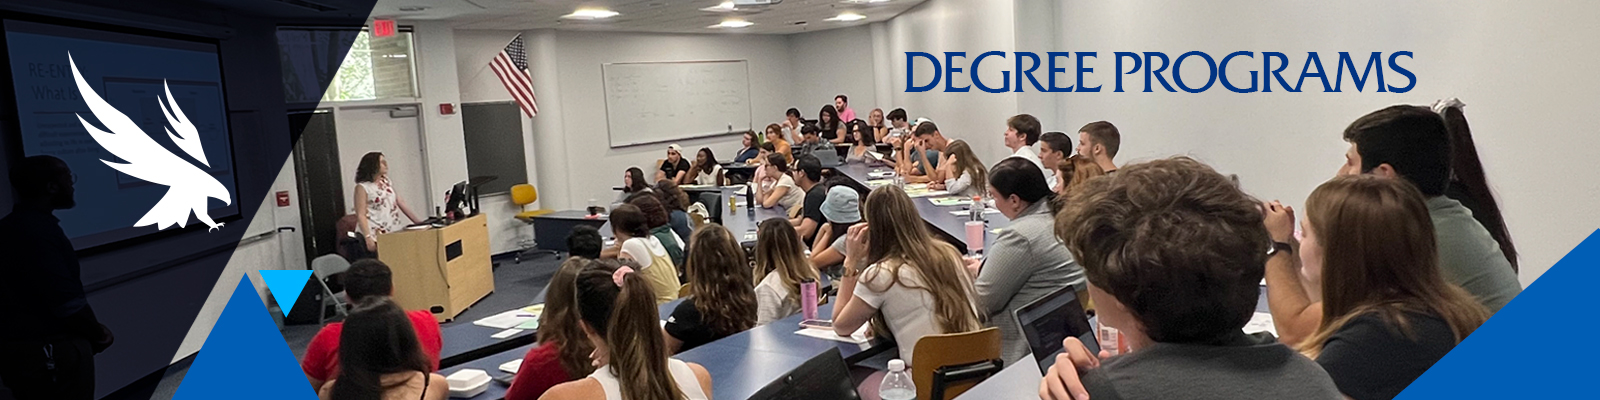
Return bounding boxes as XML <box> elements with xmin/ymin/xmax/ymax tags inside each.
<box><xmin>969</xmin><ymin>195</ymin><xmax>984</xmax><ymax>222</ymax></box>
<box><xmin>879</xmin><ymin>359</ymin><xmax>916</xmax><ymax>400</ymax></box>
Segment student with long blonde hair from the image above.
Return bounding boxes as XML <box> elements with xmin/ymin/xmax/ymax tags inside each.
<box><xmin>832</xmin><ymin>185</ymin><xmax>981</xmax><ymax>397</ymax></box>
<box><xmin>663</xmin><ymin>225</ymin><xmax>758</xmax><ymax>353</ymax></box>
<box><xmin>753</xmin><ymin>219</ymin><xmax>821</xmax><ymax>325</ymax></box>
<box><xmin>505</xmin><ymin>258</ymin><xmax>596</xmax><ymax>400</ymax></box>
<box><xmin>929</xmin><ymin>139</ymin><xmax>987</xmax><ymax>197</ymax></box>
<box><xmin>1264</xmin><ymin>175</ymin><xmax>1489</xmax><ymax>400</ymax></box>
<box><xmin>539</xmin><ymin>259</ymin><xmax>712</xmax><ymax>400</ymax></box>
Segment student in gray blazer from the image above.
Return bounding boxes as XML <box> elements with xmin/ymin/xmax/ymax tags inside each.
<box><xmin>968</xmin><ymin>158</ymin><xmax>1086</xmax><ymax>363</ymax></box>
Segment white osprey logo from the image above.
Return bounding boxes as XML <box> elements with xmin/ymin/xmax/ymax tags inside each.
<box><xmin>69</xmin><ymin>53</ymin><xmax>232</xmax><ymax>231</ymax></box>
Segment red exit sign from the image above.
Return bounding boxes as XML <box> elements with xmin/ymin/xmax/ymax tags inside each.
<box><xmin>373</xmin><ymin>19</ymin><xmax>396</xmax><ymax>38</ymax></box>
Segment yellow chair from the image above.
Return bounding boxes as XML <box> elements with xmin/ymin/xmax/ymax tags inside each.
<box><xmin>511</xmin><ymin>184</ymin><xmax>555</xmax><ymax>222</ymax></box>
<box><xmin>913</xmin><ymin>327</ymin><xmax>1004</xmax><ymax>400</ymax></box>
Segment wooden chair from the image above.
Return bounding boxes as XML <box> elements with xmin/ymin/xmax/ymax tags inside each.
<box><xmin>912</xmin><ymin>327</ymin><xmax>1004</xmax><ymax>400</ymax></box>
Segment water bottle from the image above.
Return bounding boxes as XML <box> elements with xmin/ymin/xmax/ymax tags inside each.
<box><xmin>800</xmin><ymin>279</ymin><xmax>818</xmax><ymax>320</ymax></box>
<box><xmin>969</xmin><ymin>195</ymin><xmax>984</xmax><ymax>221</ymax></box>
<box><xmin>879</xmin><ymin>359</ymin><xmax>916</xmax><ymax>400</ymax></box>
<box><xmin>746</xmin><ymin>184</ymin><xmax>755</xmax><ymax>216</ymax></box>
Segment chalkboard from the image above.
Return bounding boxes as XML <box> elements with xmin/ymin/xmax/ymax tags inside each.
<box><xmin>602</xmin><ymin>60</ymin><xmax>753</xmax><ymax>147</ymax></box>
<box><xmin>461</xmin><ymin>102</ymin><xmax>527</xmax><ymax>195</ymax></box>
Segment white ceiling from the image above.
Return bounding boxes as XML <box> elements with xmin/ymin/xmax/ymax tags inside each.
<box><xmin>367</xmin><ymin>0</ymin><xmax>926</xmax><ymax>34</ymax></box>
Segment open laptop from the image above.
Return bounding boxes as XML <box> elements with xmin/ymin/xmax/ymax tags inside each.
<box><xmin>811</xmin><ymin>147</ymin><xmax>843</xmax><ymax>168</ymax></box>
<box><xmin>1014</xmin><ymin>285</ymin><xmax>1099</xmax><ymax>373</ymax></box>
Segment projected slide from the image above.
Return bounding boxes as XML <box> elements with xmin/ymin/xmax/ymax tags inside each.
<box><xmin>5</xmin><ymin>19</ymin><xmax>238</xmax><ymax>250</ymax></box>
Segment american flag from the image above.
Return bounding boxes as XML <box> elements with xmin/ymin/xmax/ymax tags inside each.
<box><xmin>490</xmin><ymin>34</ymin><xmax>538</xmax><ymax>117</ymax></box>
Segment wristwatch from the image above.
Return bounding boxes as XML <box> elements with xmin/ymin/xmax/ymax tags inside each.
<box><xmin>1266</xmin><ymin>241</ymin><xmax>1294</xmax><ymax>257</ymax></box>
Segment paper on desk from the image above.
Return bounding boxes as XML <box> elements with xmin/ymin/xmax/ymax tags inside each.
<box><xmin>473</xmin><ymin>306</ymin><xmax>541</xmax><ymax>330</ymax></box>
<box><xmin>681</xmin><ymin>184</ymin><xmax>716</xmax><ymax>190</ymax></box>
<box><xmin>866</xmin><ymin>179</ymin><xmax>895</xmax><ymax>187</ymax></box>
<box><xmin>1244</xmin><ymin>312</ymin><xmax>1277</xmax><ymax>337</ymax></box>
<box><xmin>500</xmin><ymin>359</ymin><xmax>522</xmax><ymax>374</ymax></box>
<box><xmin>794</xmin><ymin>323</ymin><xmax>871</xmax><ymax>344</ymax></box>
<box><xmin>947</xmin><ymin>209</ymin><xmax>1002</xmax><ymax>216</ymax></box>
<box><xmin>867</xmin><ymin>170</ymin><xmax>896</xmax><ymax>178</ymax></box>
<box><xmin>929</xmin><ymin>196</ymin><xmax>973</xmax><ymax>207</ymax></box>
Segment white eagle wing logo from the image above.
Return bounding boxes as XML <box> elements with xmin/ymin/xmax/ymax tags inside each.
<box><xmin>69</xmin><ymin>53</ymin><xmax>232</xmax><ymax>231</ymax></box>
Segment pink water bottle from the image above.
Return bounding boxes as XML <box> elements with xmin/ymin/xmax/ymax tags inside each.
<box><xmin>800</xmin><ymin>279</ymin><xmax>818</xmax><ymax>320</ymax></box>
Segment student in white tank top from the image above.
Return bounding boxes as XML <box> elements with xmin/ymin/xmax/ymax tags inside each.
<box><xmin>539</xmin><ymin>259</ymin><xmax>712</xmax><ymax>400</ymax></box>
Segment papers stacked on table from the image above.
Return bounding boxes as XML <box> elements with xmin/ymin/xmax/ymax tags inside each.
<box><xmin>795</xmin><ymin>323</ymin><xmax>871</xmax><ymax>344</ymax></box>
<box><xmin>473</xmin><ymin>304</ymin><xmax>544</xmax><ymax>330</ymax></box>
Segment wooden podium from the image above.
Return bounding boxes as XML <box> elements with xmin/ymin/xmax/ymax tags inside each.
<box><xmin>378</xmin><ymin>214</ymin><xmax>494</xmax><ymax>322</ymax></box>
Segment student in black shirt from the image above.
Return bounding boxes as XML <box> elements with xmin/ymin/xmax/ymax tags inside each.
<box><xmin>663</xmin><ymin>224</ymin><xmax>756</xmax><ymax>353</ymax></box>
<box><xmin>0</xmin><ymin>156</ymin><xmax>113</xmax><ymax>400</ymax></box>
<box><xmin>787</xmin><ymin>155</ymin><xmax>826</xmax><ymax>245</ymax></box>
<box><xmin>1264</xmin><ymin>175</ymin><xmax>1489</xmax><ymax>400</ymax></box>
<box><xmin>656</xmin><ymin>144</ymin><xmax>693</xmax><ymax>184</ymax></box>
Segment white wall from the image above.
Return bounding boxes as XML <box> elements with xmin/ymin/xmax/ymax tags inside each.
<box><xmin>1054</xmin><ymin>0</ymin><xmax>1600</xmax><ymax>285</ymax></box>
<box><xmin>788</xmin><ymin>26</ymin><xmax>879</xmax><ymax>119</ymax></box>
<box><xmin>880</xmin><ymin>0</ymin><xmax>1020</xmax><ymax>162</ymax></box>
<box><xmin>531</xmin><ymin>30</ymin><xmax>796</xmax><ymax>208</ymax></box>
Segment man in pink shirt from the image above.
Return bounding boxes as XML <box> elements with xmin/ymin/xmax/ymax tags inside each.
<box><xmin>835</xmin><ymin>94</ymin><xmax>856</xmax><ymax>122</ymax></box>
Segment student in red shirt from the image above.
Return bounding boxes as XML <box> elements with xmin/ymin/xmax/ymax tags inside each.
<box><xmin>504</xmin><ymin>257</ymin><xmax>596</xmax><ymax>400</ymax></box>
<box><xmin>301</xmin><ymin>259</ymin><xmax>443</xmax><ymax>392</ymax></box>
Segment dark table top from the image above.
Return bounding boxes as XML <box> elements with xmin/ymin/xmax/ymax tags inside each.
<box><xmin>832</xmin><ymin>164</ymin><xmax>1013</xmax><ymax>253</ymax></box>
<box><xmin>673</xmin><ymin>302</ymin><xmax>893</xmax><ymax>400</ymax></box>
<box><xmin>439</xmin><ymin>322</ymin><xmax>538</xmax><ymax>369</ymax></box>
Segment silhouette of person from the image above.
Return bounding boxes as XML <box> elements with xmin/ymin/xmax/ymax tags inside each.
<box><xmin>0</xmin><ymin>155</ymin><xmax>113</xmax><ymax>400</ymax></box>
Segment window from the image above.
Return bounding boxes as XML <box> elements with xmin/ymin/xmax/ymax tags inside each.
<box><xmin>278</xmin><ymin>27</ymin><xmax>418</xmax><ymax>103</ymax></box>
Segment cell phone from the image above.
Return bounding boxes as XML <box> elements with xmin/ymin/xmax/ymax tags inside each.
<box><xmin>799</xmin><ymin>319</ymin><xmax>833</xmax><ymax>330</ymax></box>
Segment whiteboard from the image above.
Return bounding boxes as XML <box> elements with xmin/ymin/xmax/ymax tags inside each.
<box><xmin>602</xmin><ymin>60</ymin><xmax>753</xmax><ymax>147</ymax></box>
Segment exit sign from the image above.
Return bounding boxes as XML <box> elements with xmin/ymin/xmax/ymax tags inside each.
<box><xmin>373</xmin><ymin>19</ymin><xmax>396</xmax><ymax>37</ymax></box>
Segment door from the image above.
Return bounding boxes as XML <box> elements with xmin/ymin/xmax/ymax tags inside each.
<box><xmin>291</xmin><ymin>109</ymin><xmax>344</xmax><ymax>262</ymax></box>
<box><xmin>333</xmin><ymin>105</ymin><xmax>432</xmax><ymax>216</ymax></box>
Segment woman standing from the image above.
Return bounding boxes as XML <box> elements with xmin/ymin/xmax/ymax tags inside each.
<box><xmin>663</xmin><ymin>225</ymin><xmax>758</xmax><ymax>353</ymax></box>
<box><xmin>928</xmin><ymin>140</ymin><xmax>988</xmax><ymax>197</ymax></box>
<box><xmin>505</xmin><ymin>258</ymin><xmax>596</xmax><ymax>400</ymax></box>
<box><xmin>753</xmin><ymin>219</ymin><xmax>821</xmax><ymax>325</ymax></box>
<box><xmin>971</xmin><ymin>158</ymin><xmax>1084</xmax><ymax>363</ymax></box>
<box><xmin>1266</xmin><ymin>176</ymin><xmax>1489</xmax><ymax>400</ymax></box>
<box><xmin>353</xmin><ymin>152</ymin><xmax>421</xmax><ymax>253</ymax></box>
<box><xmin>539</xmin><ymin>259</ymin><xmax>713</xmax><ymax>400</ymax></box>
<box><xmin>319</xmin><ymin>298</ymin><xmax>448</xmax><ymax>400</ymax></box>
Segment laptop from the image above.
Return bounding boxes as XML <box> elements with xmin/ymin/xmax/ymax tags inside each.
<box><xmin>747</xmin><ymin>348</ymin><xmax>860</xmax><ymax>400</ymax></box>
<box><xmin>1013</xmin><ymin>285</ymin><xmax>1099</xmax><ymax>373</ymax></box>
<box><xmin>811</xmin><ymin>146</ymin><xmax>843</xmax><ymax>168</ymax></box>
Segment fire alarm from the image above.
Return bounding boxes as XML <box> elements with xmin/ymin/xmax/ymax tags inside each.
<box><xmin>276</xmin><ymin>191</ymin><xmax>291</xmax><ymax>207</ymax></box>
<box><xmin>439</xmin><ymin>103</ymin><xmax>455</xmax><ymax>115</ymax></box>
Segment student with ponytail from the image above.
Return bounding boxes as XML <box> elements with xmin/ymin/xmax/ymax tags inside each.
<box><xmin>505</xmin><ymin>258</ymin><xmax>596</xmax><ymax>400</ymax></box>
<box><xmin>1435</xmin><ymin>98</ymin><xmax>1519</xmax><ymax>271</ymax></box>
<box><xmin>320</xmin><ymin>298</ymin><xmax>448</xmax><ymax>400</ymax></box>
<box><xmin>539</xmin><ymin>259</ymin><xmax>713</xmax><ymax>400</ymax></box>
<box><xmin>663</xmin><ymin>224</ymin><xmax>758</xmax><ymax>353</ymax></box>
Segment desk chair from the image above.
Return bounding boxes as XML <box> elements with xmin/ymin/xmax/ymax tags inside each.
<box><xmin>748</xmin><ymin>348</ymin><xmax>860</xmax><ymax>400</ymax></box>
<box><xmin>511</xmin><ymin>184</ymin><xmax>558</xmax><ymax>261</ymax></box>
<box><xmin>311</xmin><ymin>254</ymin><xmax>352</xmax><ymax>323</ymax></box>
<box><xmin>913</xmin><ymin>327</ymin><xmax>1004</xmax><ymax>400</ymax></box>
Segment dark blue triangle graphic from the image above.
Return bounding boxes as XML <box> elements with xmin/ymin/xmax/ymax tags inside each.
<box><xmin>1398</xmin><ymin>229</ymin><xmax>1599</xmax><ymax>398</ymax></box>
<box><xmin>172</xmin><ymin>276</ymin><xmax>318</xmax><ymax>400</ymax></box>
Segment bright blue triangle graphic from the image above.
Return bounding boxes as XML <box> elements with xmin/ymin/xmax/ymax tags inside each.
<box><xmin>260</xmin><ymin>270</ymin><xmax>315</xmax><ymax>317</ymax></box>
<box><xmin>173</xmin><ymin>277</ymin><xmax>318</xmax><ymax>400</ymax></box>
<box><xmin>1397</xmin><ymin>229</ymin><xmax>1599</xmax><ymax>398</ymax></box>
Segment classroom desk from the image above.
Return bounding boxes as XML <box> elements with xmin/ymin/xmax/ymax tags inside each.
<box><xmin>673</xmin><ymin>302</ymin><xmax>893</xmax><ymax>400</ymax></box>
<box><xmin>956</xmin><ymin>354</ymin><xmax>1045</xmax><ymax>400</ymax></box>
<box><xmin>438</xmin><ymin>321</ymin><xmax>538</xmax><ymax>369</ymax></box>
<box><xmin>833</xmin><ymin>163</ymin><xmax>1013</xmax><ymax>253</ymax></box>
<box><xmin>441</xmin><ymin>343</ymin><xmax>533</xmax><ymax>400</ymax></box>
<box><xmin>527</xmin><ymin>210</ymin><xmax>607</xmax><ymax>252</ymax></box>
